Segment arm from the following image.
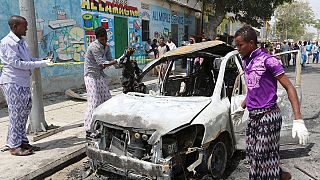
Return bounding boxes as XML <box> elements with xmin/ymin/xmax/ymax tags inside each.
<box><xmin>103</xmin><ymin>45</ymin><xmax>117</xmax><ymax>68</ymax></box>
<box><xmin>241</xmin><ymin>98</ymin><xmax>246</xmax><ymax>109</ymax></box>
<box><xmin>6</xmin><ymin>43</ymin><xmax>46</xmax><ymax>70</ymax></box>
<box><xmin>276</xmin><ymin>73</ymin><xmax>302</xmax><ymax>120</ymax></box>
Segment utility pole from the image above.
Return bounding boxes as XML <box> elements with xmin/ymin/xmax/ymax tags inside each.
<box><xmin>19</xmin><ymin>0</ymin><xmax>48</xmax><ymax>133</ymax></box>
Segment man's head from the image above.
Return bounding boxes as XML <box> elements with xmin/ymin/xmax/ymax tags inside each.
<box><xmin>152</xmin><ymin>39</ymin><xmax>157</xmax><ymax>44</ymax></box>
<box><xmin>189</xmin><ymin>35</ymin><xmax>196</xmax><ymax>44</ymax></box>
<box><xmin>234</xmin><ymin>25</ymin><xmax>258</xmax><ymax>57</ymax></box>
<box><xmin>8</xmin><ymin>15</ymin><xmax>28</xmax><ymax>39</ymax></box>
<box><xmin>159</xmin><ymin>37</ymin><xmax>165</xmax><ymax>46</ymax></box>
<box><xmin>95</xmin><ymin>27</ymin><xmax>108</xmax><ymax>46</ymax></box>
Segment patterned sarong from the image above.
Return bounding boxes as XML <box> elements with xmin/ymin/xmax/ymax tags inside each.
<box><xmin>84</xmin><ymin>76</ymin><xmax>112</xmax><ymax>131</ymax></box>
<box><xmin>246</xmin><ymin>105</ymin><xmax>282</xmax><ymax>180</ymax></box>
<box><xmin>1</xmin><ymin>83</ymin><xmax>32</xmax><ymax>148</ymax></box>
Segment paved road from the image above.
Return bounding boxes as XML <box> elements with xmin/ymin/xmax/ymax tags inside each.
<box><xmin>47</xmin><ymin>64</ymin><xmax>320</xmax><ymax>180</ymax></box>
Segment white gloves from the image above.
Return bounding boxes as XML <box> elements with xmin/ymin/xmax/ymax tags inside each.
<box><xmin>43</xmin><ymin>59</ymin><xmax>53</xmax><ymax>66</ymax></box>
<box><xmin>39</xmin><ymin>59</ymin><xmax>53</xmax><ymax>67</ymax></box>
<box><xmin>231</xmin><ymin>106</ymin><xmax>245</xmax><ymax>125</ymax></box>
<box><xmin>292</xmin><ymin>119</ymin><xmax>309</xmax><ymax>145</ymax></box>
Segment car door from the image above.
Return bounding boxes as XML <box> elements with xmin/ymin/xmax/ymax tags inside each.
<box><xmin>229</xmin><ymin>54</ymin><xmax>249</xmax><ymax>150</ymax></box>
<box><xmin>230</xmin><ymin>50</ymin><xmax>302</xmax><ymax>150</ymax></box>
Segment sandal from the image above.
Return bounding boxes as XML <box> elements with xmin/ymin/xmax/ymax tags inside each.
<box><xmin>20</xmin><ymin>143</ymin><xmax>41</xmax><ymax>151</ymax></box>
<box><xmin>9</xmin><ymin>147</ymin><xmax>33</xmax><ymax>156</ymax></box>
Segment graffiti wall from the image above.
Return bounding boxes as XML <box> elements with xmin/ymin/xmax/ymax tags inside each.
<box><xmin>148</xmin><ymin>5</ymin><xmax>196</xmax><ymax>47</ymax></box>
<box><xmin>128</xmin><ymin>18</ymin><xmax>143</xmax><ymax>59</ymax></box>
<box><xmin>0</xmin><ymin>0</ymin><xmax>84</xmax><ymax>63</ymax></box>
<box><xmin>34</xmin><ymin>0</ymin><xmax>84</xmax><ymax>62</ymax></box>
<box><xmin>82</xmin><ymin>12</ymin><xmax>115</xmax><ymax>56</ymax></box>
<box><xmin>81</xmin><ymin>0</ymin><xmax>143</xmax><ymax>61</ymax></box>
<box><xmin>150</xmin><ymin>5</ymin><xmax>171</xmax><ymax>40</ymax></box>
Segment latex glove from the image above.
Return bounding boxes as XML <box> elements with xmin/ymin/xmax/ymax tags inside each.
<box><xmin>231</xmin><ymin>106</ymin><xmax>245</xmax><ymax>126</ymax></box>
<box><xmin>42</xmin><ymin>59</ymin><xmax>53</xmax><ymax>66</ymax></box>
<box><xmin>292</xmin><ymin>119</ymin><xmax>309</xmax><ymax>145</ymax></box>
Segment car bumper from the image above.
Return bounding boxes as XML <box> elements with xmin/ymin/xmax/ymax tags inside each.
<box><xmin>86</xmin><ymin>145</ymin><xmax>171</xmax><ymax>179</ymax></box>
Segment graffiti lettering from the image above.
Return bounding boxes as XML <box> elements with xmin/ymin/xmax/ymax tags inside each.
<box><xmin>152</xmin><ymin>11</ymin><xmax>171</xmax><ymax>23</ymax></box>
<box><xmin>171</xmin><ymin>15</ymin><xmax>184</xmax><ymax>25</ymax></box>
<box><xmin>81</xmin><ymin>0</ymin><xmax>139</xmax><ymax>17</ymax></box>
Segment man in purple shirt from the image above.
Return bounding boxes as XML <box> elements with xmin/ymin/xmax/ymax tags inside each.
<box><xmin>0</xmin><ymin>15</ymin><xmax>51</xmax><ymax>156</ymax></box>
<box><xmin>233</xmin><ymin>26</ymin><xmax>309</xmax><ymax>180</ymax></box>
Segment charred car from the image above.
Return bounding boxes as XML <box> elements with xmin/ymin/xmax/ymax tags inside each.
<box><xmin>86</xmin><ymin>41</ymin><xmax>302</xmax><ymax>179</ymax></box>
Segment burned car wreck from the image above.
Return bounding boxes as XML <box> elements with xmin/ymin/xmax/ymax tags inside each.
<box><xmin>86</xmin><ymin>41</ymin><xmax>301</xmax><ymax>179</ymax></box>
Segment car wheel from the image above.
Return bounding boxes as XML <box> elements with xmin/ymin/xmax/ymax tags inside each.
<box><xmin>207</xmin><ymin>141</ymin><xmax>227</xmax><ymax>178</ymax></box>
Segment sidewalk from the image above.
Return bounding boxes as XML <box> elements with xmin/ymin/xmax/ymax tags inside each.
<box><xmin>0</xmin><ymin>83</ymin><xmax>126</xmax><ymax>179</ymax></box>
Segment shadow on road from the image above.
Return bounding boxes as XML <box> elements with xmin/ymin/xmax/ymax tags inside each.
<box><xmin>32</xmin><ymin>136</ymin><xmax>86</xmax><ymax>151</ymax></box>
<box><xmin>223</xmin><ymin>150</ymin><xmax>246</xmax><ymax>179</ymax></box>
<box><xmin>280</xmin><ymin>143</ymin><xmax>314</xmax><ymax>160</ymax></box>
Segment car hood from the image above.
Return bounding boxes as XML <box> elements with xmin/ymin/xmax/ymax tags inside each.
<box><xmin>92</xmin><ymin>92</ymin><xmax>211</xmax><ymax>136</ymax></box>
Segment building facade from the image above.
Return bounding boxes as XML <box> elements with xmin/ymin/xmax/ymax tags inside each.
<box><xmin>0</xmin><ymin>0</ymin><xmax>202</xmax><ymax>102</ymax></box>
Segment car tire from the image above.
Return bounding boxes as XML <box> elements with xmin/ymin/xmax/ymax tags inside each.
<box><xmin>207</xmin><ymin>141</ymin><xmax>227</xmax><ymax>178</ymax></box>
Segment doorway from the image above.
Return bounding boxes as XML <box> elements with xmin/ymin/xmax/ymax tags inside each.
<box><xmin>114</xmin><ymin>16</ymin><xmax>128</xmax><ymax>58</ymax></box>
<box><xmin>171</xmin><ymin>24</ymin><xmax>178</xmax><ymax>46</ymax></box>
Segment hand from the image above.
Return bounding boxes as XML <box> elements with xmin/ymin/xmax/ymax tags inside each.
<box><xmin>115</xmin><ymin>58</ymin><xmax>121</xmax><ymax>64</ymax></box>
<box><xmin>292</xmin><ymin>119</ymin><xmax>309</xmax><ymax>145</ymax></box>
<box><xmin>42</xmin><ymin>59</ymin><xmax>53</xmax><ymax>66</ymax></box>
<box><xmin>231</xmin><ymin>106</ymin><xmax>245</xmax><ymax>126</ymax></box>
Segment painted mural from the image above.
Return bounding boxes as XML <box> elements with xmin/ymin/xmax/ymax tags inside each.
<box><xmin>128</xmin><ymin>18</ymin><xmax>144</xmax><ymax>61</ymax></box>
<box><xmin>34</xmin><ymin>0</ymin><xmax>84</xmax><ymax>63</ymax></box>
<box><xmin>149</xmin><ymin>5</ymin><xmax>196</xmax><ymax>47</ymax></box>
<box><xmin>81</xmin><ymin>0</ymin><xmax>143</xmax><ymax>62</ymax></box>
<box><xmin>0</xmin><ymin>0</ymin><xmax>84</xmax><ymax>63</ymax></box>
<box><xmin>81</xmin><ymin>12</ymin><xmax>115</xmax><ymax>57</ymax></box>
<box><xmin>0</xmin><ymin>0</ymin><xmax>197</xmax><ymax>65</ymax></box>
<box><xmin>150</xmin><ymin>5</ymin><xmax>171</xmax><ymax>40</ymax></box>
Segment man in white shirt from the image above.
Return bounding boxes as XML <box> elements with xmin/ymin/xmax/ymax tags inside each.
<box><xmin>312</xmin><ymin>41</ymin><xmax>319</xmax><ymax>63</ymax></box>
<box><xmin>166</xmin><ymin>38</ymin><xmax>177</xmax><ymax>51</ymax></box>
<box><xmin>157</xmin><ymin>37</ymin><xmax>170</xmax><ymax>79</ymax></box>
<box><xmin>0</xmin><ymin>15</ymin><xmax>51</xmax><ymax>156</ymax></box>
<box><xmin>166</xmin><ymin>38</ymin><xmax>177</xmax><ymax>76</ymax></box>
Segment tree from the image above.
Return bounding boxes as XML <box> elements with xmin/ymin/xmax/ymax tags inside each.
<box><xmin>312</xmin><ymin>20</ymin><xmax>320</xmax><ymax>41</ymax></box>
<box><xmin>202</xmin><ymin>0</ymin><xmax>293</xmax><ymax>38</ymax></box>
<box><xmin>274</xmin><ymin>1</ymin><xmax>314</xmax><ymax>41</ymax></box>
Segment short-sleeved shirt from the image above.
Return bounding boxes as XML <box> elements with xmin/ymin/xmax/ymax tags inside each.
<box><xmin>242</xmin><ymin>48</ymin><xmax>285</xmax><ymax>111</ymax></box>
<box><xmin>84</xmin><ymin>40</ymin><xmax>112</xmax><ymax>78</ymax></box>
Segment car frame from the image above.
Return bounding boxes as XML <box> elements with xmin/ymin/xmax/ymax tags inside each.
<box><xmin>86</xmin><ymin>41</ymin><xmax>302</xmax><ymax>179</ymax></box>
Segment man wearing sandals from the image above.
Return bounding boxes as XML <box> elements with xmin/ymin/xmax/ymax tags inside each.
<box><xmin>232</xmin><ymin>26</ymin><xmax>309</xmax><ymax>180</ymax></box>
<box><xmin>0</xmin><ymin>16</ymin><xmax>52</xmax><ymax>156</ymax></box>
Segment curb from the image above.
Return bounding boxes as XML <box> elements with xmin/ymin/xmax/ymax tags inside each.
<box><xmin>18</xmin><ymin>146</ymin><xmax>86</xmax><ymax>180</ymax></box>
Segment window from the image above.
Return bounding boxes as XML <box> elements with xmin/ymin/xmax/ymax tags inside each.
<box><xmin>142</xmin><ymin>20</ymin><xmax>149</xmax><ymax>41</ymax></box>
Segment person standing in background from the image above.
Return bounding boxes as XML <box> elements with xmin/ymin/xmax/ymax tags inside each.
<box><xmin>157</xmin><ymin>37</ymin><xmax>170</xmax><ymax>80</ymax></box>
<box><xmin>312</xmin><ymin>41</ymin><xmax>319</xmax><ymax>64</ymax></box>
<box><xmin>306</xmin><ymin>41</ymin><xmax>313</xmax><ymax>64</ymax></box>
<box><xmin>166</xmin><ymin>37</ymin><xmax>177</xmax><ymax>76</ymax></box>
<box><xmin>301</xmin><ymin>41</ymin><xmax>307</xmax><ymax>67</ymax></box>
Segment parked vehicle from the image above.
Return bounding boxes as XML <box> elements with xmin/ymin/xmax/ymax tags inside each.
<box><xmin>86</xmin><ymin>41</ymin><xmax>302</xmax><ymax>179</ymax></box>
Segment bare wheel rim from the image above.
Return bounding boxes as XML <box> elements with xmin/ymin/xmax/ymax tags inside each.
<box><xmin>208</xmin><ymin>141</ymin><xmax>227</xmax><ymax>178</ymax></box>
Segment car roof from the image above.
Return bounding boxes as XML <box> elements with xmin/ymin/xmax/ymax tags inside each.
<box><xmin>141</xmin><ymin>40</ymin><xmax>235</xmax><ymax>77</ymax></box>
